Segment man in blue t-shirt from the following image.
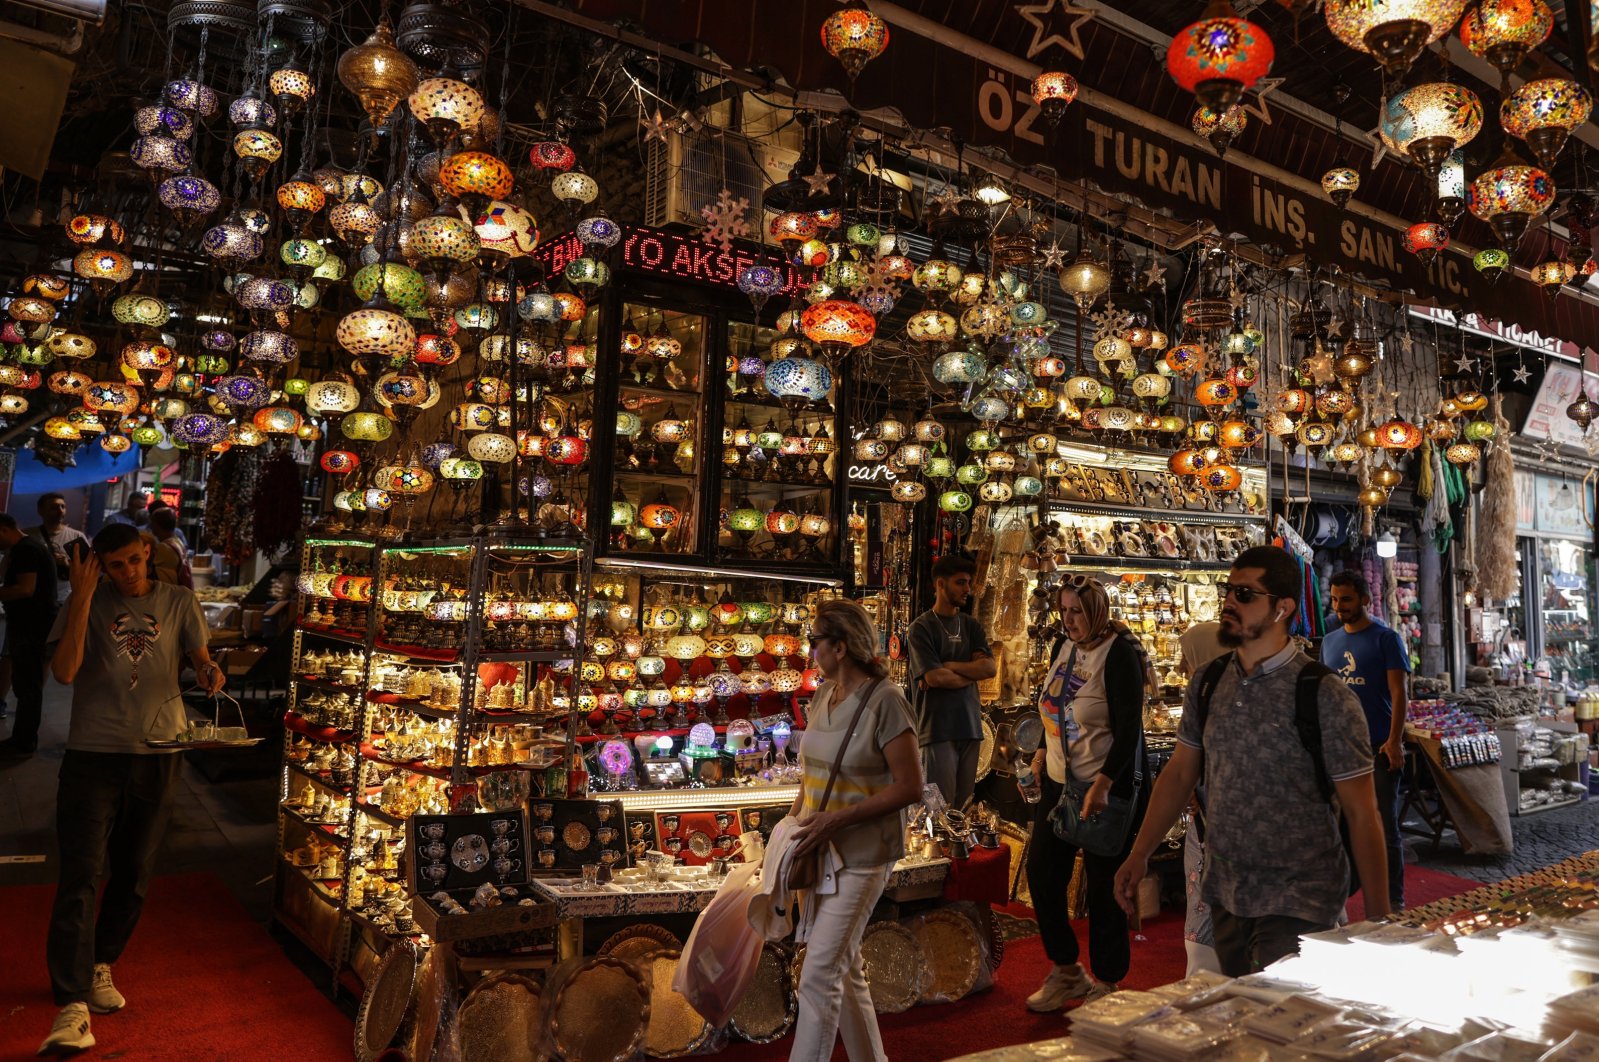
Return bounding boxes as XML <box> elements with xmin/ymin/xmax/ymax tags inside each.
<box><xmin>1322</xmin><ymin>570</ymin><xmax>1411</xmax><ymax>910</ymax></box>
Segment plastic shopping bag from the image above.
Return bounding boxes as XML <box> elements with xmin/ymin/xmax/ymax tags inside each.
<box><xmin>672</xmin><ymin>858</ymin><xmax>765</xmax><ymax>1027</ymax></box>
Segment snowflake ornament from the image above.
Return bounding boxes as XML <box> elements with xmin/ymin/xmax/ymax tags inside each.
<box><xmin>1088</xmin><ymin>306</ymin><xmax>1132</xmax><ymax>342</ymax></box>
<box><xmin>700</xmin><ymin>188</ymin><xmax>751</xmax><ymax>253</ymax></box>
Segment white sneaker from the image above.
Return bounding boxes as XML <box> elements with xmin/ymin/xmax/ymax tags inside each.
<box><xmin>1026</xmin><ymin>963</ymin><xmax>1093</xmax><ymax>1011</ymax></box>
<box><xmin>37</xmin><ymin>1003</ymin><xmax>94</xmax><ymax>1056</ymax></box>
<box><xmin>89</xmin><ymin>964</ymin><xmax>125</xmax><ymax>1014</ymax></box>
<box><xmin>1083</xmin><ymin>980</ymin><xmax>1119</xmax><ymax>1003</ymax></box>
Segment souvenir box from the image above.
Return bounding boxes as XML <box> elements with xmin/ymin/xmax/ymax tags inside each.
<box><xmin>528</xmin><ymin>797</ymin><xmax>628</xmax><ymax>876</ymax></box>
<box><xmin>406</xmin><ymin>810</ymin><xmax>554</xmax><ymax>946</ymax></box>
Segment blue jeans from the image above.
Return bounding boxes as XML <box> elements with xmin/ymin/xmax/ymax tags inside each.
<box><xmin>1372</xmin><ymin>750</ymin><xmax>1405</xmax><ymax>910</ymax></box>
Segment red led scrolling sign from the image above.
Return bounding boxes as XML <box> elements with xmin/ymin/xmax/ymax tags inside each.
<box><xmin>535</xmin><ymin>225</ymin><xmax>803</xmax><ymax>294</ymax></box>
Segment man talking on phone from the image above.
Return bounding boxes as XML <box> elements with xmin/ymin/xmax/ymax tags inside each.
<box><xmin>37</xmin><ymin>524</ymin><xmax>224</xmax><ymax>1055</ymax></box>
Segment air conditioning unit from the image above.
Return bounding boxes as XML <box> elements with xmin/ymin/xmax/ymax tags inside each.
<box><xmin>643</xmin><ymin>129</ymin><xmax>799</xmax><ymax>241</ymax></box>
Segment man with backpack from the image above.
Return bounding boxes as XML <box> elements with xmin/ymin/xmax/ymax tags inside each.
<box><xmin>1112</xmin><ymin>546</ymin><xmax>1390</xmax><ymax>975</ymax></box>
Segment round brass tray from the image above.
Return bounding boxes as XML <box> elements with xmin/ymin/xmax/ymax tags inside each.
<box><xmin>405</xmin><ymin>946</ymin><xmax>448</xmax><ymax>1062</ymax></box>
<box><xmin>976</xmin><ymin>717</ymin><xmax>996</xmax><ymax>782</ymax></box>
<box><xmin>355</xmin><ymin>942</ymin><xmax>418</xmax><ymax>1062</ymax></box>
<box><xmin>859</xmin><ymin>921</ymin><xmax>927</xmax><ymax>1014</ymax></box>
<box><xmin>729</xmin><ymin>943</ymin><xmax>796</xmax><ymax>1044</ymax></box>
<box><xmin>643</xmin><ymin>949</ymin><xmax>713</xmax><ymax>1058</ymax></box>
<box><xmin>549</xmin><ymin>955</ymin><xmax>650</xmax><ymax>1062</ymax></box>
<box><xmin>916</xmin><ymin>909</ymin><xmax>983</xmax><ymax>1002</ymax></box>
<box><xmin>597</xmin><ymin>923</ymin><xmax>682</xmax><ymax>968</ymax></box>
<box><xmin>458</xmin><ymin>973</ymin><xmax>541</xmax><ymax>1062</ymax></box>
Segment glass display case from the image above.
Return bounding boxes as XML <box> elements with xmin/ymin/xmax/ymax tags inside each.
<box><xmin>1537</xmin><ymin>536</ymin><xmax>1596</xmax><ymax>685</ymax></box>
<box><xmin>610</xmin><ymin>302</ymin><xmax>706</xmax><ymax>555</ymax></box>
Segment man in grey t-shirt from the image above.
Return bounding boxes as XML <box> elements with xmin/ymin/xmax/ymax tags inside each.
<box><xmin>36</xmin><ymin>523</ymin><xmax>224</xmax><ymax>1055</ymax></box>
<box><xmin>1113</xmin><ymin>546</ymin><xmax>1390</xmax><ymax>976</ymax></box>
<box><xmin>907</xmin><ymin>554</ymin><xmax>995</xmax><ymax>809</ymax></box>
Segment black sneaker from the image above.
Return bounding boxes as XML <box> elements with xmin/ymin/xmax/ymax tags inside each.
<box><xmin>0</xmin><ymin>739</ymin><xmax>36</xmax><ymax>758</ymax></box>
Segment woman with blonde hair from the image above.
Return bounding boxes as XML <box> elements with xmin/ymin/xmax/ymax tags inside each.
<box><xmin>1025</xmin><ymin>574</ymin><xmax>1148</xmax><ymax>1010</ymax></box>
<box><xmin>787</xmin><ymin>599</ymin><xmax>923</xmax><ymax>1062</ymax></box>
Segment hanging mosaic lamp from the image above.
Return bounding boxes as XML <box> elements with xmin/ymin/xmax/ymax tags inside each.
<box><xmin>337</xmin><ymin>19</ymin><xmax>418</xmax><ymax>130</ymax></box>
<box><xmin>1437</xmin><ymin>150</ymin><xmax>1467</xmax><ymax>227</ymax></box>
<box><xmin>231</xmin><ymin>129</ymin><xmax>282</xmax><ymax>180</ymax></box>
<box><xmin>800</xmin><ymin>299</ymin><xmax>876</xmax><ymax>356</ymax></box>
<box><xmin>1459</xmin><ymin>0</ymin><xmax>1553</xmax><ymax>81</ymax></box>
<box><xmin>268</xmin><ymin>62</ymin><xmax>316</xmax><ymax>115</ymax></box>
<box><xmin>1404</xmin><ymin>221</ymin><xmax>1451</xmax><ymax>264</ymax></box>
<box><xmin>1166</xmin><ymin>0</ymin><xmax>1275</xmax><ymax>113</ymax></box>
<box><xmin>1325</xmin><ymin>0</ymin><xmax>1470</xmax><ymax>76</ymax></box>
<box><xmin>228</xmin><ymin>93</ymin><xmax>275</xmax><ymax>130</ymax></box>
<box><xmin>1531</xmin><ymin>258</ymin><xmax>1574</xmax><ymax>296</ymax></box>
<box><xmin>1381</xmin><ymin>82</ymin><xmax>1483</xmax><ymax>179</ymax></box>
<box><xmin>157</xmin><ymin>174</ymin><xmax>221</xmax><ymax>226</ymax></box>
<box><xmin>1500</xmin><ymin>78</ymin><xmax>1593</xmax><ymax>168</ymax></box>
<box><xmin>1473</xmin><ymin>246</ymin><xmax>1510</xmax><ymax>281</ymax></box>
<box><xmin>1031</xmin><ymin>71</ymin><xmax>1078</xmax><ymax>125</ymax></box>
<box><xmin>407</xmin><ymin>77</ymin><xmax>484</xmax><ymax>145</ymax></box>
<box><xmin>1466</xmin><ymin>147</ymin><xmax>1555</xmax><ymax>248</ymax></box>
<box><xmin>820</xmin><ymin>2</ymin><xmax>890</xmax><ymax>81</ymax></box>
<box><xmin>73</xmin><ymin>250</ymin><xmax>133</xmax><ymax>294</ymax></box>
<box><xmin>439</xmin><ymin>151</ymin><xmax>514</xmax><ymax>214</ymax></box>
<box><xmin>1321</xmin><ymin>165</ymin><xmax>1360</xmax><ymax>208</ymax></box>
<box><xmin>1191</xmin><ymin>105</ymin><xmax>1247</xmax><ymax>155</ymax></box>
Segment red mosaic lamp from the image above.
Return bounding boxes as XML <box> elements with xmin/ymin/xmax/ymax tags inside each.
<box><xmin>1403</xmin><ymin>221</ymin><xmax>1451</xmax><ymax>265</ymax></box>
<box><xmin>1166</xmin><ymin>0</ymin><xmax>1275</xmax><ymax>114</ymax></box>
<box><xmin>820</xmin><ymin>2</ymin><xmax>889</xmax><ymax>81</ymax></box>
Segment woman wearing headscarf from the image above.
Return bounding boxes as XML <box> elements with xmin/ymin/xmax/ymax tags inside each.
<box><xmin>1024</xmin><ymin>574</ymin><xmax>1148</xmax><ymax>1010</ymax></box>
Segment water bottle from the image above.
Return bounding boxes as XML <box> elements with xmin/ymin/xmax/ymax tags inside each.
<box><xmin>1017</xmin><ymin>761</ymin><xmax>1042</xmax><ymax>804</ymax></box>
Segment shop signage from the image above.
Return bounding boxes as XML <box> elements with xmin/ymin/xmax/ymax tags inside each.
<box><xmin>535</xmin><ymin>226</ymin><xmax>800</xmax><ymax>294</ymax></box>
<box><xmin>571</xmin><ymin>0</ymin><xmax>1599</xmax><ymax>344</ymax></box>
<box><xmin>1522</xmin><ymin>361</ymin><xmax>1595</xmax><ymax>448</ymax></box>
<box><xmin>1408</xmin><ymin>307</ymin><xmax>1584</xmax><ymax>363</ymax></box>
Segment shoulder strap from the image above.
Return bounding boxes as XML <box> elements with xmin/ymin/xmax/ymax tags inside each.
<box><xmin>1193</xmin><ymin>653</ymin><xmax>1232</xmax><ymax>736</ymax></box>
<box><xmin>1294</xmin><ymin>661</ymin><xmax>1336</xmax><ymax>802</ymax></box>
<box><xmin>816</xmin><ymin>678</ymin><xmax>883</xmax><ymax>813</ymax></box>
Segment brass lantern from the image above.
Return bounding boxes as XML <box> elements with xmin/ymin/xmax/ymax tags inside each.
<box><xmin>337</xmin><ymin>19</ymin><xmax>418</xmax><ymax>130</ymax></box>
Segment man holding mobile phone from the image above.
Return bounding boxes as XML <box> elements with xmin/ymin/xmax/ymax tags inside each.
<box><xmin>37</xmin><ymin>523</ymin><xmax>224</xmax><ymax>1055</ymax></box>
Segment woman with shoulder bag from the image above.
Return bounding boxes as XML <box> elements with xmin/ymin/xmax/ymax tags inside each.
<box><xmin>1024</xmin><ymin>574</ymin><xmax>1148</xmax><ymax>1011</ymax></box>
<box><xmin>785</xmin><ymin>599</ymin><xmax>923</xmax><ymax>1062</ymax></box>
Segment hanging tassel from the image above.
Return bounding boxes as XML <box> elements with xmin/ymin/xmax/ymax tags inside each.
<box><xmin>1476</xmin><ymin>395</ymin><xmax>1519</xmax><ymax>602</ymax></box>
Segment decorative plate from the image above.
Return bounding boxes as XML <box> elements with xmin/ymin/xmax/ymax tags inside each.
<box><xmin>451</xmin><ymin>834</ymin><xmax>488</xmax><ymax>872</ymax></box>
<box><xmin>354</xmin><ymin>942</ymin><xmax>418</xmax><ymax>1062</ymax></box>
<box><xmin>686</xmin><ymin>830</ymin><xmax>713</xmax><ymax>859</ymax></box>
<box><xmin>643</xmin><ymin>950</ymin><xmax>713</xmax><ymax>1058</ymax></box>
<box><xmin>562</xmin><ymin>821</ymin><xmax>592</xmax><ymax>852</ymax></box>
<box><xmin>916</xmin><ymin>909</ymin><xmax>983</xmax><ymax>1003</ymax></box>
<box><xmin>1119</xmin><ymin>532</ymin><xmax>1147</xmax><ymax>557</ymax></box>
<box><xmin>549</xmin><ymin>956</ymin><xmax>650</xmax><ymax>1062</ymax></box>
<box><xmin>1080</xmin><ymin>529</ymin><xmax>1109</xmax><ymax>556</ymax></box>
<box><xmin>457</xmin><ymin>973</ymin><xmax>541</xmax><ymax>1062</ymax></box>
<box><xmin>729</xmin><ymin>944</ymin><xmax>796</xmax><ymax>1044</ymax></box>
<box><xmin>858</xmin><ymin>921</ymin><xmax>927</xmax><ymax>1014</ymax></box>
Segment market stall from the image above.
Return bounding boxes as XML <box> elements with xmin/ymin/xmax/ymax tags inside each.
<box><xmin>951</xmin><ymin>850</ymin><xmax>1599</xmax><ymax>1062</ymax></box>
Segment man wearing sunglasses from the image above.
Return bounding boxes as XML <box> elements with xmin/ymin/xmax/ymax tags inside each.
<box><xmin>1113</xmin><ymin>546</ymin><xmax>1389</xmax><ymax>975</ymax></box>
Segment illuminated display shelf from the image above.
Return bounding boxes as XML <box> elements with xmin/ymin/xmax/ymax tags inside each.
<box><xmin>608</xmin><ymin>783</ymin><xmax>800</xmax><ymax>814</ymax></box>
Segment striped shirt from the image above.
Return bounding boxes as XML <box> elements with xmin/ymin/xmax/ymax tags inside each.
<box><xmin>798</xmin><ymin>679</ymin><xmax>916</xmax><ymax>867</ymax></box>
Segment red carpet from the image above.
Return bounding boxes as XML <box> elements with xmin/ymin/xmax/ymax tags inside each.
<box><xmin>718</xmin><ymin>864</ymin><xmax>1484</xmax><ymax>1061</ymax></box>
<box><xmin>0</xmin><ymin>872</ymin><xmax>351</xmax><ymax>1061</ymax></box>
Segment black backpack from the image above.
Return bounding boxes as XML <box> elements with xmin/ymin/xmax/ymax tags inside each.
<box><xmin>1192</xmin><ymin>652</ymin><xmax>1337</xmax><ymax>803</ymax></box>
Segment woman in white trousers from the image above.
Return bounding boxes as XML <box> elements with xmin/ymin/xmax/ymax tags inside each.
<box><xmin>787</xmin><ymin>600</ymin><xmax>924</xmax><ymax>1062</ymax></box>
